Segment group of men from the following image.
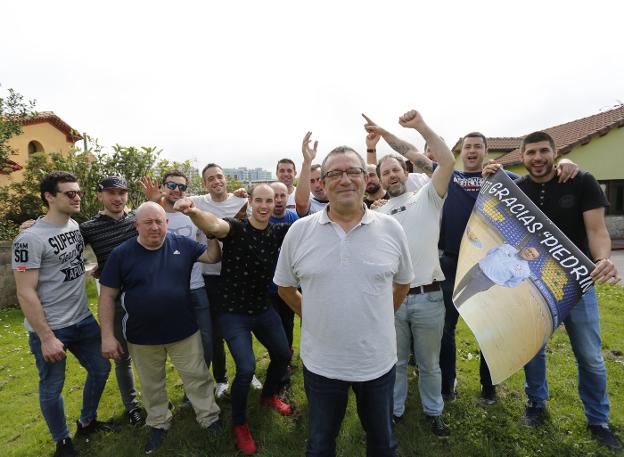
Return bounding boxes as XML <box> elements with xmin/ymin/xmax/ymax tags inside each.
<box><xmin>12</xmin><ymin>108</ymin><xmax>622</xmax><ymax>457</ymax></box>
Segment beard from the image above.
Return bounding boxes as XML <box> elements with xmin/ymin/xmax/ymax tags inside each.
<box><xmin>528</xmin><ymin>161</ymin><xmax>554</xmax><ymax>179</ymax></box>
<box><xmin>366</xmin><ymin>183</ymin><xmax>381</xmax><ymax>194</ymax></box>
<box><xmin>386</xmin><ymin>182</ymin><xmax>406</xmax><ymax>197</ymax></box>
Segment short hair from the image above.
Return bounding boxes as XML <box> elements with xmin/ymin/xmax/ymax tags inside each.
<box><xmin>462</xmin><ymin>132</ymin><xmax>488</xmax><ymax>150</ymax></box>
<box><xmin>376</xmin><ymin>154</ymin><xmax>406</xmax><ymax>178</ymax></box>
<box><xmin>320</xmin><ymin>146</ymin><xmax>366</xmax><ymax>180</ymax></box>
<box><xmin>40</xmin><ymin>171</ymin><xmax>78</xmax><ymax>207</ymax></box>
<box><xmin>276</xmin><ymin>158</ymin><xmax>296</xmax><ymax>174</ymax></box>
<box><xmin>161</xmin><ymin>169</ymin><xmax>188</xmax><ymax>185</ymax></box>
<box><xmin>249</xmin><ymin>183</ymin><xmax>275</xmax><ymax>198</ymax></box>
<box><xmin>311</xmin><ymin>164</ymin><xmax>322</xmax><ymax>173</ymax></box>
<box><xmin>201</xmin><ymin>163</ymin><xmax>223</xmax><ymax>179</ymax></box>
<box><xmin>521</xmin><ymin>131</ymin><xmax>556</xmax><ymax>153</ymax></box>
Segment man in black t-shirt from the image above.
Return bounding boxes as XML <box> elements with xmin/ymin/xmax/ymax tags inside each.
<box><xmin>484</xmin><ymin>131</ymin><xmax>621</xmax><ymax>453</ymax></box>
<box><xmin>174</xmin><ymin>183</ymin><xmax>293</xmax><ymax>456</ymax></box>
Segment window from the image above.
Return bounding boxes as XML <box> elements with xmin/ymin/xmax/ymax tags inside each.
<box><xmin>27</xmin><ymin>140</ymin><xmax>44</xmax><ymax>155</ymax></box>
<box><xmin>601</xmin><ymin>180</ymin><xmax>624</xmax><ymax>215</ymax></box>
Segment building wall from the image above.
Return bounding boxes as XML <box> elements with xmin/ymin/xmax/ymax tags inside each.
<box><xmin>0</xmin><ymin>122</ymin><xmax>76</xmax><ymax>187</ymax></box>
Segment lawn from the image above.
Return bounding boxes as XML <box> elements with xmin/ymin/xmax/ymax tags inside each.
<box><xmin>0</xmin><ymin>281</ymin><xmax>622</xmax><ymax>456</ymax></box>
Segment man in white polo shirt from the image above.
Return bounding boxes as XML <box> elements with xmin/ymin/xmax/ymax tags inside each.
<box><xmin>275</xmin><ymin>146</ymin><xmax>413</xmax><ymax>457</ymax></box>
<box><xmin>374</xmin><ymin>110</ymin><xmax>454</xmax><ymax>438</ymax></box>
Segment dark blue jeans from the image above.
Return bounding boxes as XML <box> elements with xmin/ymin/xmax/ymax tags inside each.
<box><xmin>303</xmin><ymin>366</ymin><xmax>397</xmax><ymax>457</ymax></box>
<box><xmin>190</xmin><ymin>287</ymin><xmax>213</xmax><ymax>368</ymax></box>
<box><xmin>218</xmin><ymin>308</ymin><xmax>290</xmax><ymax>425</ymax></box>
<box><xmin>28</xmin><ymin>314</ymin><xmax>111</xmax><ymax>442</ymax></box>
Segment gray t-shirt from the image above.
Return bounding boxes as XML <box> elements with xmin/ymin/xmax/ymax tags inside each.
<box><xmin>12</xmin><ymin>219</ymin><xmax>91</xmax><ymax>331</ymax></box>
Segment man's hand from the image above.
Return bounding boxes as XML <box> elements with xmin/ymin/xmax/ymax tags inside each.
<box><xmin>482</xmin><ymin>159</ymin><xmax>503</xmax><ymax>178</ymax></box>
<box><xmin>366</xmin><ymin>131</ymin><xmax>381</xmax><ymax>150</ymax></box>
<box><xmin>370</xmin><ymin>199</ymin><xmax>388</xmax><ymax>210</ymax></box>
<box><xmin>41</xmin><ymin>336</ymin><xmax>66</xmax><ymax>363</ymax></box>
<box><xmin>173</xmin><ymin>197</ymin><xmax>195</xmax><ymax>214</ymax></box>
<box><xmin>302</xmin><ymin>131</ymin><xmax>318</xmax><ymax>163</ymax></box>
<box><xmin>233</xmin><ymin>188</ymin><xmax>248</xmax><ymax>198</ymax></box>
<box><xmin>19</xmin><ymin>219</ymin><xmax>36</xmax><ymax>232</ymax></box>
<box><xmin>591</xmin><ymin>259</ymin><xmax>621</xmax><ymax>285</ymax></box>
<box><xmin>140</xmin><ymin>176</ymin><xmax>161</xmax><ymax>202</ymax></box>
<box><xmin>398</xmin><ymin>110</ymin><xmax>425</xmax><ymax>129</ymax></box>
<box><xmin>556</xmin><ymin>161</ymin><xmax>580</xmax><ymax>183</ymax></box>
<box><xmin>362</xmin><ymin>113</ymin><xmax>386</xmax><ymax>136</ymax></box>
<box><xmin>101</xmin><ymin>336</ymin><xmax>124</xmax><ymax>360</ymax></box>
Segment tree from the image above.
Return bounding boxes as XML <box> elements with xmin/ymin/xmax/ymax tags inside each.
<box><xmin>0</xmin><ymin>85</ymin><xmax>36</xmax><ymax>172</ymax></box>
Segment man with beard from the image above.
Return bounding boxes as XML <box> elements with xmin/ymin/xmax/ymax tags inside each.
<box><xmin>364</xmin><ymin>163</ymin><xmax>388</xmax><ymax>207</ymax></box>
<box><xmin>174</xmin><ymin>184</ymin><xmax>293</xmax><ymax>455</ymax></box>
<box><xmin>276</xmin><ymin>158</ymin><xmax>298</xmax><ymax>209</ymax></box>
<box><xmin>13</xmin><ymin>171</ymin><xmax>115</xmax><ymax>457</ymax></box>
<box><xmin>295</xmin><ymin>132</ymin><xmax>329</xmax><ymax>216</ymax></box>
<box><xmin>374</xmin><ymin>109</ymin><xmax>454</xmax><ymax>438</ymax></box>
<box><xmin>484</xmin><ymin>131</ymin><xmax>622</xmax><ymax>452</ymax></box>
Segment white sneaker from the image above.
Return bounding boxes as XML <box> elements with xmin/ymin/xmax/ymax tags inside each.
<box><xmin>215</xmin><ymin>382</ymin><xmax>229</xmax><ymax>399</ymax></box>
<box><xmin>251</xmin><ymin>375</ymin><xmax>263</xmax><ymax>390</ymax></box>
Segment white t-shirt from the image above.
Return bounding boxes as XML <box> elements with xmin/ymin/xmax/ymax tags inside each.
<box><xmin>376</xmin><ymin>182</ymin><xmax>445</xmax><ymax>287</ymax></box>
<box><xmin>166</xmin><ymin>211</ymin><xmax>205</xmax><ymax>289</ymax></box>
<box><xmin>286</xmin><ymin>187</ymin><xmax>297</xmax><ymax>208</ymax></box>
<box><xmin>190</xmin><ymin>193</ymin><xmax>247</xmax><ymax>275</ymax></box>
<box><xmin>406</xmin><ymin>172</ymin><xmax>430</xmax><ymax>193</ymax></box>
<box><xmin>274</xmin><ymin>207</ymin><xmax>414</xmax><ymax>382</ymax></box>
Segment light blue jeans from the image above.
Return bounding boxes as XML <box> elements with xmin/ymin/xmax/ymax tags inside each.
<box><xmin>393</xmin><ymin>290</ymin><xmax>445</xmax><ymax>417</ymax></box>
<box><xmin>523</xmin><ymin>287</ymin><xmax>610</xmax><ymax>425</ymax></box>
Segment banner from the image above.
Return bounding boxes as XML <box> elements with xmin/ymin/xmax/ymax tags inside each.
<box><xmin>454</xmin><ymin>170</ymin><xmax>595</xmax><ymax>384</ymax></box>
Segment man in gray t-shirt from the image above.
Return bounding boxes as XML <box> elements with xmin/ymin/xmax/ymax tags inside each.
<box><xmin>12</xmin><ymin>171</ymin><xmax>114</xmax><ymax>456</ymax></box>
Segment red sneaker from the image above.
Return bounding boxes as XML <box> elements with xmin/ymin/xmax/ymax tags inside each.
<box><xmin>261</xmin><ymin>395</ymin><xmax>293</xmax><ymax>416</ymax></box>
<box><xmin>232</xmin><ymin>424</ymin><xmax>257</xmax><ymax>455</ymax></box>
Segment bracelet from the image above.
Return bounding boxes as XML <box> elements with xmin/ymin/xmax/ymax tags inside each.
<box><xmin>367</xmin><ymin>149</ymin><xmax>376</xmax><ymax>153</ymax></box>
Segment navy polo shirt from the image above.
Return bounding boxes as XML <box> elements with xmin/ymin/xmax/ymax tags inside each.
<box><xmin>100</xmin><ymin>233</ymin><xmax>206</xmax><ymax>344</ymax></box>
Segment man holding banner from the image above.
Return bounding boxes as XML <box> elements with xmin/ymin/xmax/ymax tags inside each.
<box><xmin>484</xmin><ymin>130</ymin><xmax>621</xmax><ymax>452</ymax></box>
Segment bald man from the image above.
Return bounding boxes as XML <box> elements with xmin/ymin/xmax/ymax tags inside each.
<box><xmin>99</xmin><ymin>202</ymin><xmax>223</xmax><ymax>454</ymax></box>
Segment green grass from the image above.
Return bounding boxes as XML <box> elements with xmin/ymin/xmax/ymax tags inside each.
<box><xmin>1</xmin><ymin>281</ymin><xmax>623</xmax><ymax>456</ymax></box>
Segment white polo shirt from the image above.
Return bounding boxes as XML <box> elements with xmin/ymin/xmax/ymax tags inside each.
<box><xmin>375</xmin><ymin>181</ymin><xmax>445</xmax><ymax>287</ymax></box>
<box><xmin>274</xmin><ymin>206</ymin><xmax>414</xmax><ymax>382</ymax></box>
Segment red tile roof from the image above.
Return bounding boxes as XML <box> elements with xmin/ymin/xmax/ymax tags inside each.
<box><xmin>496</xmin><ymin>105</ymin><xmax>624</xmax><ymax>165</ymax></box>
<box><xmin>452</xmin><ymin>136</ymin><xmax>522</xmax><ymax>153</ymax></box>
<box><xmin>20</xmin><ymin>111</ymin><xmax>83</xmax><ymax>143</ymax></box>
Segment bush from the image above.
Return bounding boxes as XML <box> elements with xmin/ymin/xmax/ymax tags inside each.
<box><xmin>0</xmin><ymin>219</ymin><xmax>18</xmax><ymax>241</ymax></box>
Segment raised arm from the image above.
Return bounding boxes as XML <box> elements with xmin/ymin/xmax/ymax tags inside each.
<box><xmin>365</xmin><ymin>128</ymin><xmax>381</xmax><ymax>164</ymax></box>
<box><xmin>174</xmin><ymin>197</ymin><xmax>231</xmax><ymax>238</ymax></box>
<box><xmin>14</xmin><ymin>269</ymin><xmax>66</xmax><ymax>363</ymax></box>
<box><xmin>584</xmin><ymin>207</ymin><xmax>620</xmax><ymax>284</ymax></box>
<box><xmin>362</xmin><ymin>113</ymin><xmax>434</xmax><ymax>176</ymax></box>
<box><xmin>197</xmin><ymin>239</ymin><xmax>222</xmax><ymax>264</ymax></box>
<box><xmin>398</xmin><ymin>110</ymin><xmax>454</xmax><ymax>198</ymax></box>
<box><xmin>295</xmin><ymin>131</ymin><xmax>318</xmax><ymax>216</ymax></box>
<box><xmin>99</xmin><ymin>285</ymin><xmax>123</xmax><ymax>359</ymax></box>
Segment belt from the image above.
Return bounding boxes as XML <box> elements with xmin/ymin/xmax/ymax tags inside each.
<box><xmin>408</xmin><ymin>282</ymin><xmax>441</xmax><ymax>295</ymax></box>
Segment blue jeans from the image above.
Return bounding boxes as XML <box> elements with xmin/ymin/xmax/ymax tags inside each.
<box><xmin>28</xmin><ymin>314</ymin><xmax>111</xmax><ymax>442</ymax></box>
<box><xmin>190</xmin><ymin>287</ymin><xmax>213</xmax><ymax>368</ymax></box>
<box><xmin>394</xmin><ymin>290</ymin><xmax>445</xmax><ymax>417</ymax></box>
<box><xmin>524</xmin><ymin>288</ymin><xmax>609</xmax><ymax>425</ymax></box>
<box><xmin>218</xmin><ymin>308</ymin><xmax>290</xmax><ymax>425</ymax></box>
<box><xmin>303</xmin><ymin>366</ymin><xmax>397</xmax><ymax>457</ymax></box>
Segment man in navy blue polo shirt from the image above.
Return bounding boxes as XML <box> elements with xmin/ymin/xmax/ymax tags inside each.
<box><xmin>98</xmin><ymin>202</ymin><xmax>222</xmax><ymax>455</ymax></box>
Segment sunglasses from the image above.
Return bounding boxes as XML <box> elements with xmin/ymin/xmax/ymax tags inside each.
<box><xmin>60</xmin><ymin>190</ymin><xmax>83</xmax><ymax>199</ymax></box>
<box><xmin>164</xmin><ymin>182</ymin><xmax>188</xmax><ymax>192</ymax></box>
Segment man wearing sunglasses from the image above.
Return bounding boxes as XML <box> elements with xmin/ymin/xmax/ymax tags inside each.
<box><xmin>13</xmin><ymin>171</ymin><xmax>116</xmax><ymax>457</ymax></box>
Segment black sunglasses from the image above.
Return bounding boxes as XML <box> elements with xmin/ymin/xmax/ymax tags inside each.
<box><xmin>164</xmin><ymin>181</ymin><xmax>188</xmax><ymax>192</ymax></box>
<box><xmin>60</xmin><ymin>190</ymin><xmax>83</xmax><ymax>199</ymax></box>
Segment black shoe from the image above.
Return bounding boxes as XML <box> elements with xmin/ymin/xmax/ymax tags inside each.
<box><xmin>588</xmin><ymin>424</ymin><xmax>623</xmax><ymax>453</ymax></box>
<box><xmin>75</xmin><ymin>419</ymin><xmax>120</xmax><ymax>439</ymax></box>
<box><xmin>128</xmin><ymin>408</ymin><xmax>145</xmax><ymax>426</ymax></box>
<box><xmin>144</xmin><ymin>427</ymin><xmax>168</xmax><ymax>454</ymax></box>
<box><xmin>206</xmin><ymin>419</ymin><xmax>223</xmax><ymax>435</ymax></box>
<box><xmin>54</xmin><ymin>437</ymin><xmax>76</xmax><ymax>457</ymax></box>
<box><xmin>520</xmin><ymin>402</ymin><xmax>545</xmax><ymax>427</ymax></box>
<box><xmin>442</xmin><ymin>390</ymin><xmax>457</xmax><ymax>402</ymax></box>
<box><xmin>427</xmin><ymin>415</ymin><xmax>451</xmax><ymax>438</ymax></box>
<box><xmin>479</xmin><ymin>386</ymin><xmax>497</xmax><ymax>405</ymax></box>
<box><xmin>392</xmin><ymin>414</ymin><xmax>403</xmax><ymax>426</ymax></box>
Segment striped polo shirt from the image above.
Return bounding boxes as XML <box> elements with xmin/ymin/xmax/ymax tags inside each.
<box><xmin>79</xmin><ymin>211</ymin><xmax>138</xmax><ymax>269</ymax></box>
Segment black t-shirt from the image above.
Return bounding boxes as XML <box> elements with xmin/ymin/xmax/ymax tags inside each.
<box><xmin>218</xmin><ymin>218</ymin><xmax>290</xmax><ymax>314</ymax></box>
<box><xmin>516</xmin><ymin>171</ymin><xmax>608</xmax><ymax>257</ymax></box>
<box><xmin>364</xmin><ymin>192</ymin><xmax>390</xmax><ymax>208</ymax></box>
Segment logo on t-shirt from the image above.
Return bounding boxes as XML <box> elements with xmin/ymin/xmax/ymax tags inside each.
<box><xmin>173</xmin><ymin>250</ymin><xmax>181</xmax><ymax>255</ymax></box>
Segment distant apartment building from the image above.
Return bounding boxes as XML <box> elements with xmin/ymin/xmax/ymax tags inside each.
<box><xmin>223</xmin><ymin>167</ymin><xmax>272</xmax><ymax>181</ymax></box>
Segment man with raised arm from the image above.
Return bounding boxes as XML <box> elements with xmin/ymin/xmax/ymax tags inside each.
<box><xmin>295</xmin><ymin>132</ymin><xmax>329</xmax><ymax>216</ymax></box>
<box><xmin>373</xmin><ymin>110</ymin><xmax>454</xmax><ymax>438</ymax></box>
<box><xmin>174</xmin><ymin>184</ymin><xmax>293</xmax><ymax>455</ymax></box>
<box><xmin>275</xmin><ymin>145</ymin><xmax>414</xmax><ymax>457</ymax></box>
<box><xmin>13</xmin><ymin>171</ymin><xmax>115</xmax><ymax>457</ymax></box>
<box><xmin>99</xmin><ymin>202</ymin><xmax>222</xmax><ymax>454</ymax></box>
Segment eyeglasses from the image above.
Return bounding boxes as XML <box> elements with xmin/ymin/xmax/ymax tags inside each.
<box><xmin>323</xmin><ymin>168</ymin><xmax>365</xmax><ymax>180</ymax></box>
<box><xmin>164</xmin><ymin>182</ymin><xmax>188</xmax><ymax>192</ymax></box>
<box><xmin>60</xmin><ymin>190</ymin><xmax>83</xmax><ymax>199</ymax></box>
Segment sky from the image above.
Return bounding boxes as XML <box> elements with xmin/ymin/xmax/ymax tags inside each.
<box><xmin>2</xmin><ymin>0</ymin><xmax>623</xmax><ymax>177</ymax></box>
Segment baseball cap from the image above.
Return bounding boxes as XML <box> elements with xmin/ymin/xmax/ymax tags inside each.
<box><xmin>97</xmin><ymin>176</ymin><xmax>129</xmax><ymax>192</ymax></box>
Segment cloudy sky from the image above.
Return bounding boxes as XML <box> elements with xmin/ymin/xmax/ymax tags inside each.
<box><xmin>2</xmin><ymin>0</ymin><xmax>622</xmax><ymax>176</ymax></box>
